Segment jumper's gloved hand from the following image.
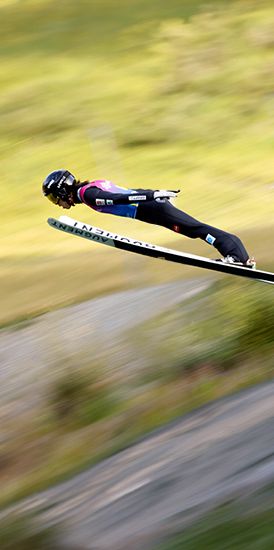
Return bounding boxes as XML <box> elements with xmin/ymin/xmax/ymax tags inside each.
<box><xmin>153</xmin><ymin>189</ymin><xmax>180</xmax><ymax>201</ymax></box>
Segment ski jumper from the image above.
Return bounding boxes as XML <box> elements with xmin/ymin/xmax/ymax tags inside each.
<box><xmin>77</xmin><ymin>180</ymin><xmax>249</xmax><ymax>263</ymax></box>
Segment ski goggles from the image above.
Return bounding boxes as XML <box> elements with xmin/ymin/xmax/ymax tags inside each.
<box><xmin>46</xmin><ymin>193</ymin><xmax>59</xmax><ymax>204</ymax></box>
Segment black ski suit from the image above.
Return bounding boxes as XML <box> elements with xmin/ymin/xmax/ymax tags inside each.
<box><xmin>76</xmin><ymin>180</ymin><xmax>249</xmax><ymax>263</ymax></box>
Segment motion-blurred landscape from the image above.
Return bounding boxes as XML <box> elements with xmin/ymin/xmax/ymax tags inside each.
<box><xmin>1</xmin><ymin>0</ymin><xmax>274</xmax><ymax>548</ymax></box>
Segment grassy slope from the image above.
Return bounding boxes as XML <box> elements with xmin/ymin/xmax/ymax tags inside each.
<box><xmin>1</xmin><ymin>0</ymin><xmax>274</xmax><ymax>325</ymax></box>
<box><xmin>159</xmin><ymin>505</ymin><xmax>274</xmax><ymax>550</ymax></box>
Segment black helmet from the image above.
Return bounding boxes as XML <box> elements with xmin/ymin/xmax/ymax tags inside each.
<box><xmin>42</xmin><ymin>169</ymin><xmax>76</xmax><ymax>204</ymax></box>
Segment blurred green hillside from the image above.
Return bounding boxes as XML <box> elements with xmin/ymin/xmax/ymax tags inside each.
<box><xmin>1</xmin><ymin>0</ymin><xmax>274</xmax><ymax>325</ymax></box>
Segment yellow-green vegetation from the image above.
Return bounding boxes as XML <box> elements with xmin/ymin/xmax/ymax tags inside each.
<box><xmin>1</xmin><ymin>0</ymin><xmax>274</xmax><ymax>325</ymax></box>
<box><xmin>0</xmin><ymin>512</ymin><xmax>61</xmax><ymax>550</ymax></box>
<box><xmin>159</xmin><ymin>503</ymin><xmax>274</xmax><ymax>549</ymax></box>
<box><xmin>1</xmin><ymin>280</ymin><xmax>273</xmax><ymax>508</ymax></box>
<box><xmin>132</xmin><ymin>278</ymin><xmax>274</xmax><ymax>377</ymax></box>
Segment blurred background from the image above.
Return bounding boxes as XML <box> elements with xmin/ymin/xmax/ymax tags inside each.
<box><xmin>1</xmin><ymin>0</ymin><xmax>274</xmax><ymax>548</ymax></box>
<box><xmin>2</xmin><ymin>0</ymin><xmax>274</xmax><ymax>325</ymax></box>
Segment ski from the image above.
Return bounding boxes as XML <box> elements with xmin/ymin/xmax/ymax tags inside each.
<box><xmin>47</xmin><ymin>216</ymin><xmax>274</xmax><ymax>285</ymax></box>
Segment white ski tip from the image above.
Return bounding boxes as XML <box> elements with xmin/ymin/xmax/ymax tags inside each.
<box><xmin>58</xmin><ymin>215</ymin><xmax>78</xmax><ymax>226</ymax></box>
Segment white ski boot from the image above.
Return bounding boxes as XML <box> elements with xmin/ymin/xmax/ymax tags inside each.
<box><xmin>217</xmin><ymin>256</ymin><xmax>256</xmax><ymax>270</ymax></box>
